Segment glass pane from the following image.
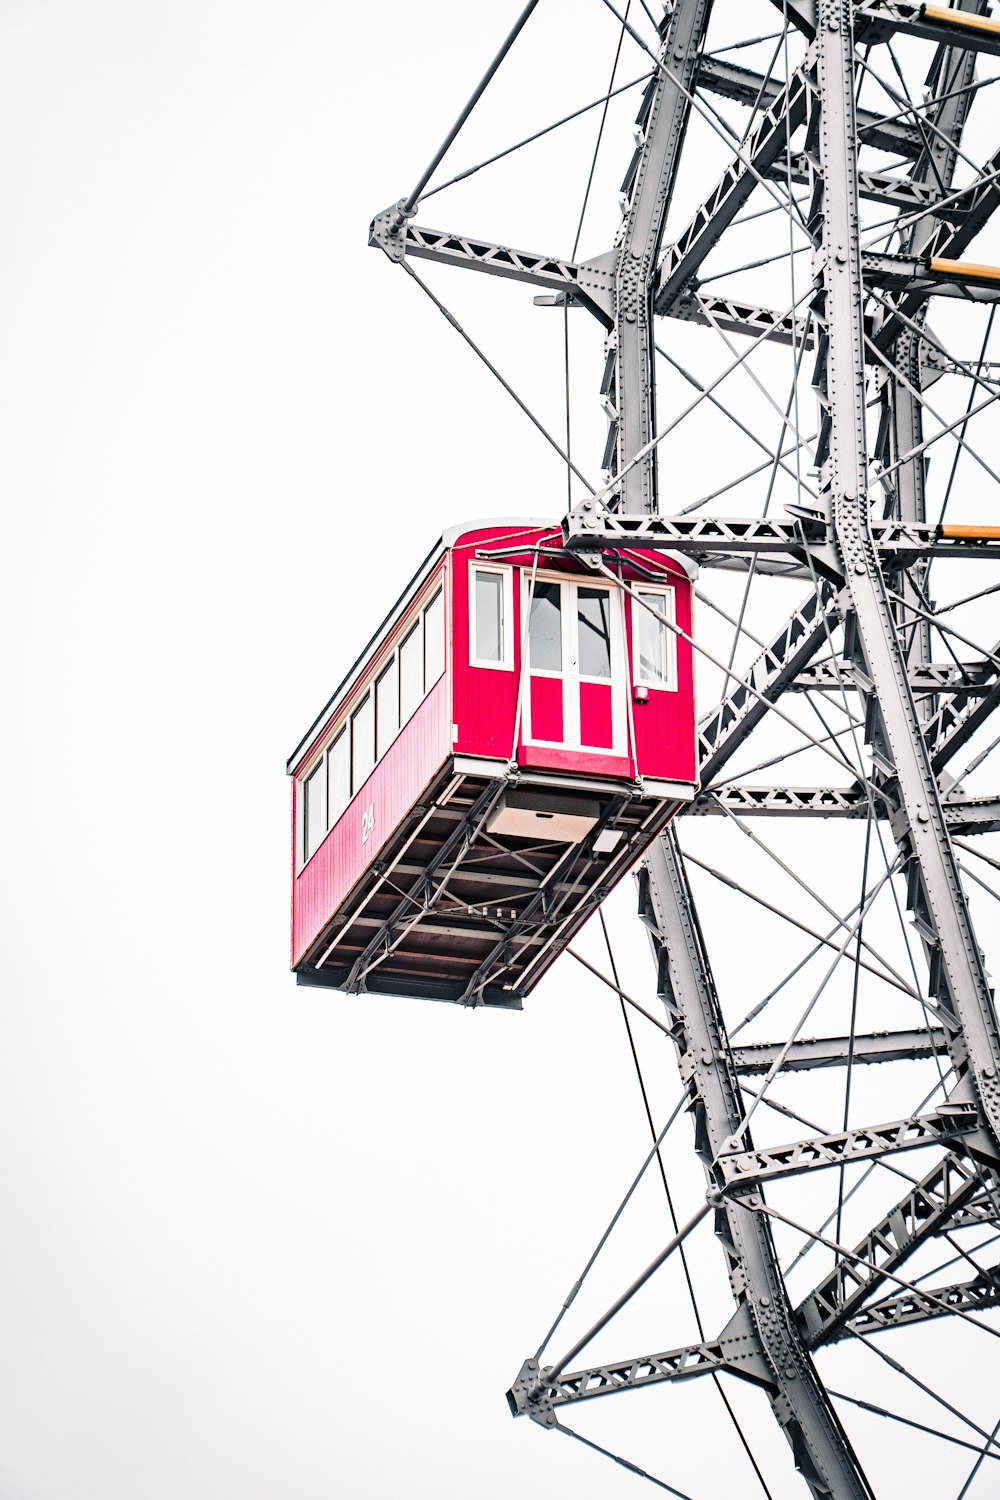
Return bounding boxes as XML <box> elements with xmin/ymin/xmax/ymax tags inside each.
<box><xmin>578</xmin><ymin>588</ymin><xmax>612</xmax><ymax>678</ymax></box>
<box><xmin>376</xmin><ymin>659</ymin><xmax>399</xmax><ymax>759</ymax></box>
<box><xmin>529</xmin><ymin>581</ymin><xmax>562</xmax><ymax>672</ymax></box>
<box><xmin>637</xmin><ymin>589</ymin><xmax>672</xmax><ymax>684</ymax></box>
<box><xmin>328</xmin><ymin>729</ymin><xmax>350</xmax><ymax>824</ymax></box>
<box><xmin>351</xmin><ymin>692</ymin><xmax>375</xmax><ymax>794</ymax></box>
<box><xmin>304</xmin><ymin>762</ymin><xmax>326</xmax><ymax>861</ymax></box>
<box><xmin>424</xmin><ymin>590</ymin><xmax>445</xmax><ymax>686</ymax></box>
<box><xmin>474</xmin><ymin>571</ymin><xmax>503</xmax><ymax>663</ymax></box>
<box><xmin>399</xmin><ymin>622</ymin><xmax>423</xmax><ymax>725</ymax></box>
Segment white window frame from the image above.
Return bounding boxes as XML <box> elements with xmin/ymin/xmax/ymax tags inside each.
<box><xmin>375</xmin><ymin>657</ymin><xmax>400</xmax><ymax>761</ymax></box>
<box><xmin>422</xmin><ymin>587</ymin><xmax>446</xmax><ymax>690</ymax></box>
<box><xmin>328</xmin><ymin>726</ymin><xmax>351</xmax><ymax>827</ymax></box>
<box><xmin>632</xmin><ymin>584</ymin><xmax>678</xmax><ymax>691</ymax></box>
<box><xmin>296</xmin><ymin>575</ymin><xmax>450</xmax><ymax>873</ymax></box>
<box><xmin>468</xmin><ymin>562</ymin><xmax>514</xmax><ymax>671</ymax></box>
<box><xmin>299</xmin><ymin>753</ymin><xmax>328</xmax><ymax>870</ymax></box>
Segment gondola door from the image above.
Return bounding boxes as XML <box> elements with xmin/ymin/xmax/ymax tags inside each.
<box><xmin>524</xmin><ymin>575</ymin><xmax>626</xmax><ymax>757</ymax></box>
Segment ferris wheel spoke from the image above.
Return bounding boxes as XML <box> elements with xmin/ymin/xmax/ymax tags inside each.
<box><xmin>706</xmin><ymin>806</ymin><xmax>918</xmax><ymax>998</ymax></box>
<box><xmin>398</xmin><ymin>260</ymin><xmax>600</xmax><ymax>493</ymax></box>
<box><xmin>866</xmin><ymin>293</ymin><xmax>1000</xmax><ymax>405</ymax></box>
<box><xmin>684</xmin><ymin>849</ymin><xmax>914</xmax><ymax>999</ymax></box>
<box><xmin>957</xmin><ymin>1412</ymin><xmax>1000</xmax><ymax>1500</ymax></box>
<box><xmin>655</xmin><ymin>339</ymin><xmax>820</xmax><ymax>501</ymax></box>
<box><xmin>830</xmin><ymin>1388</ymin><xmax>1000</xmax><ymax>1464</ymax></box>
<box><xmin>420</xmin><ymin>69</ymin><xmax>654</xmax><ymax>204</ymax></box>
<box><xmin>865</xmin><ymin>334</ymin><xmax>1000</xmax><ymax>491</ymax></box>
<box><xmin>845</xmin><ymin>1326</ymin><xmax>1000</xmax><ymax>1457</ymax></box>
<box><xmin>676</xmin><ymin>428</ymin><xmax>819</xmax><ymax>514</ymax></box>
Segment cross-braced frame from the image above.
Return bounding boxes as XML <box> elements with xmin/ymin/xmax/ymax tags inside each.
<box><xmin>372</xmin><ymin>1</ymin><xmax>1000</xmax><ymax>1494</ymax></box>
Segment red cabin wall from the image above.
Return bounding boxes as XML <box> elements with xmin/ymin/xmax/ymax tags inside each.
<box><xmin>449</xmin><ymin>525</ymin><xmax>545</xmax><ymax>762</ymax></box>
<box><xmin>448</xmin><ymin>527</ymin><xmax>696</xmax><ymax>788</ymax></box>
<box><xmin>292</xmin><ymin>663</ymin><xmax>451</xmax><ymax>966</ymax></box>
<box><xmin>624</xmin><ymin>554</ymin><xmax>697</xmax><ymax>786</ymax></box>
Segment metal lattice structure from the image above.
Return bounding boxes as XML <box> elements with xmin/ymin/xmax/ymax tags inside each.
<box><xmin>371</xmin><ymin>1</ymin><xmax>1000</xmax><ymax>1493</ymax></box>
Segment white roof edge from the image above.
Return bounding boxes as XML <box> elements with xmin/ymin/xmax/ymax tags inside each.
<box><xmin>441</xmin><ymin>516</ymin><xmax>561</xmax><ymax>548</ymax></box>
<box><xmin>442</xmin><ymin>519</ymin><xmax>699</xmax><ymax>579</ymax></box>
<box><xmin>659</xmin><ymin>549</ymin><xmax>699</xmax><ymax>581</ymax></box>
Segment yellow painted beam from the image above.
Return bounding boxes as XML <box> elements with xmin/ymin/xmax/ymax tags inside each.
<box><xmin>923</xmin><ymin>5</ymin><xmax>1000</xmax><ymax>39</ymax></box>
<box><xmin>940</xmin><ymin>525</ymin><xmax>1000</xmax><ymax>540</ymax></box>
<box><xmin>930</xmin><ymin>256</ymin><xmax>1000</xmax><ymax>283</ymax></box>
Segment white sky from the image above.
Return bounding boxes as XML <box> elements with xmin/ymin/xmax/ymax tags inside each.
<box><xmin>3</xmin><ymin>3</ymin><xmax>1000</xmax><ymax>1497</ymax></box>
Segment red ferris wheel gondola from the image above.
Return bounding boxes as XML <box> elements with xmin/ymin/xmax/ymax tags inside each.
<box><xmin>287</xmin><ymin>519</ymin><xmax>697</xmax><ymax>1007</ymax></box>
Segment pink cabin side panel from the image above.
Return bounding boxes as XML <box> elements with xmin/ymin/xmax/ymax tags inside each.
<box><xmin>292</xmin><ymin>675</ymin><xmax>451</xmax><ymax>966</ymax></box>
<box><xmin>625</xmin><ymin>553</ymin><xmax>697</xmax><ymax>785</ymax></box>
<box><xmin>449</xmin><ymin>525</ymin><xmax>553</xmax><ymax>762</ymax></box>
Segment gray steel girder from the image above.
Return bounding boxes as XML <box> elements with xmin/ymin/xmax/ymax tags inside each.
<box><xmin>715</xmin><ymin>1102</ymin><xmax>979</xmax><ymax>1190</ymax></box>
<box><xmin>795</xmin><ymin>1153</ymin><xmax>1000</xmax><ymax>1346</ymax></box>
<box><xmin>654</xmin><ymin>68</ymin><xmax>811</xmax><ymax>317</ymax></box>
<box><xmin>838</xmin><ymin>1264</ymin><xmax>1000</xmax><ymax>1339</ymax></box>
<box><xmin>562</xmin><ymin>504</ymin><xmax>1000</xmax><ymax>562</ymax></box>
<box><xmin>696</xmin><ymin>52</ymin><xmax>923</xmax><ymax>156</ymax></box>
<box><xmin>507</xmin><ymin>1333</ymin><xmax>769</xmax><ymax>1419</ymax></box>
<box><xmin>792</xmin><ymin>660</ymin><xmax>996</xmax><ymax>694</ymax></box>
<box><xmin>732</xmin><ymin>1027</ymin><xmax>949</xmax><ymax>1073</ymax></box>
<box><xmin>858</xmin><ymin>0</ymin><xmax>1000</xmax><ymax>57</ymax></box>
<box><xmin>368</xmin><ymin>214</ymin><xmax>813</xmax><ymax>354</ymax></box>
<box><xmin>881</xmin><ymin>7</ymin><xmax>982</xmax><ymax>723</ymax></box>
<box><xmin>367</xmin><ymin>214</ymin><xmax>614</xmax><ymax>324</ymax></box>
<box><xmin>666</xmin><ymin>288</ymin><xmax>813</xmax><ymax>346</ymax></box>
<box><xmin>775</xmin><ymin>151</ymin><xmax>952</xmax><ymax>213</ymax></box>
<box><xmin>688</xmin><ymin>786</ymin><xmax>1000</xmax><ymax>834</ymax></box>
<box><xmin>518</xmin><ymin>1257</ymin><xmax>1000</xmax><ymax>1412</ymax></box>
<box><xmin>812</xmin><ymin>0</ymin><xmax>1000</xmax><ymax>1159</ymax></box>
<box><xmin>926</xmin><ymin>644</ymin><xmax>1000</xmax><ymax>771</ymax></box>
<box><xmin>640</xmin><ymin>834</ymin><xmax>875</xmax><ymax>1499</ymax></box>
<box><xmin>697</xmin><ymin>587</ymin><xmax>839</xmax><ymax>786</ymax></box>
<box><xmin>604</xmin><ymin>0</ymin><xmax>713</xmax><ymax>514</ymax></box>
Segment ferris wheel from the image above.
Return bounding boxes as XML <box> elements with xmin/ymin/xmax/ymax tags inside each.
<box><xmin>294</xmin><ymin>1</ymin><xmax>1000</xmax><ymax>1494</ymax></box>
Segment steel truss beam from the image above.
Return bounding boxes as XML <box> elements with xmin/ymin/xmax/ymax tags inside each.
<box><xmin>564</xmin><ymin>505</ymin><xmax>1000</xmax><ymax>563</ymax></box>
<box><xmin>512</xmin><ymin>1258</ymin><xmax>1000</xmax><ymax>1414</ymax></box>
<box><xmin>796</xmin><ymin>1153</ymin><xmax>1000</xmax><ymax>1346</ymax></box>
<box><xmin>370</xmin><ymin>211</ymin><xmax>815</xmax><ymax>351</ymax></box>
<box><xmin>811</xmin><ymin>0</ymin><xmax>1000</xmax><ymax>1162</ymax></box>
<box><xmin>368</xmin><ymin>213</ymin><xmax>615</xmax><ymax>323</ymax></box>
<box><xmin>776</xmin><ymin>152</ymin><xmax>954</xmax><ymax>213</ymax></box>
<box><xmin>508</xmin><ymin>1334</ymin><xmax>767</xmax><ymax>1419</ymax></box>
<box><xmin>840</xmin><ymin>1263</ymin><xmax>1000</xmax><ymax>1339</ymax></box>
<box><xmin>654</xmin><ymin>69</ymin><xmax>810</xmax><ymax>317</ymax></box>
<box><xmin>697</xmin><ymin>586</ymin><xmax>839</xmax><ymax>785</ymax></box>
<box><xmin>695</xmin><ymin>53</ymin><xmax>924</xmax><ymax>155</ymax></box>
<box><xmin>858</xmin><ymin>0</ymin><xmax>1000</xmax><ymax>57</ymax></box>
<box><xmin>602</xmin><ymin>0</ymin><xmax>715</xmax><ymax>514</ymax></box>
<box><xmin>792</xmin><ymin>660</ymin><xmax>996</xmax><ymax>694</ymax></box>
<box><xmin>633</xmin><ymin>834</ymin><xmax>875</xmax><ymax>1497</ymax></box>
<box><xmin>732</xmin><ymin>1028</ymin><xmax>949</xmax><ymax>1073</ymax></box>
<box><xmin>715</xmin><ymin>1102</ymin><xmax>979</xmax><ymax>1191</ymax></box>
<box><xmin>690</xmin><ymin>787</ymin><xmax>1000</xmax><ymax>834</ymax></box>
